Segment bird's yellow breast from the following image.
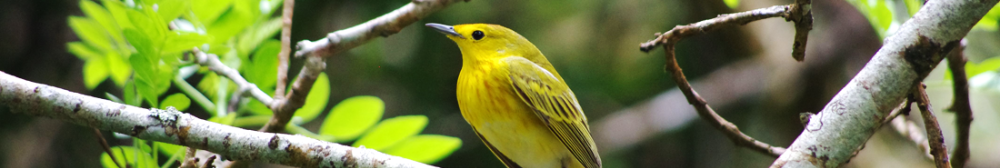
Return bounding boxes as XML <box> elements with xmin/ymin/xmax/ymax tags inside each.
<box><xmin>456</xmin><ymin>60</ymin><xmax>580</xmax><ymax>168</ymax></box>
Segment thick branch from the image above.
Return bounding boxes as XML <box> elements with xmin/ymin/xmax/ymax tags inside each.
<box><xmin>0</xmin><ymin>72</ymin><xmax>433</xmax><ymax>168</ymax></box>
<box><xmin>769</xmin><ymin>0</ymin><xmax>996</xmax><ymax>167</ymax></box>
<box><xmin>294</xmin><ymin>0</ymin><xmax>467</xmax><ymax>58</ymax></box>
<box><xmin>914</xmin><ymin>84</ymin><xmax>951</xmax><ymax>168</ymax></box>
<box><xmin>945</xmin><ymin>40</ymin><xmax>972</xmax><ymax>168</ymax></box>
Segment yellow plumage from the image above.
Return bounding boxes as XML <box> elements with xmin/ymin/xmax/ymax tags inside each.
<box><xmin>426</xmin><ymin>23</ymin><xmax>601</xmax><ymax>168</ymax></box>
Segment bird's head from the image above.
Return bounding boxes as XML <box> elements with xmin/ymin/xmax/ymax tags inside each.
<box><xmin>425</xmin><ymin>23</ymin><xmax>541</xmax><ymax>60</ymax></box>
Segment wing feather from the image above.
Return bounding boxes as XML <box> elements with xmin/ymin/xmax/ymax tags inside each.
<box><xmin>504</xmin><ymin>57</ymin><xmax>602</xmax><ymax>168</ymax></box>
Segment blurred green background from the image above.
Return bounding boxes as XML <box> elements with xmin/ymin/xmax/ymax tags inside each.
<box><xmin>2</xmin><ymin>0</ymin><xmax>999</xmax><ymax>167</ymax></box>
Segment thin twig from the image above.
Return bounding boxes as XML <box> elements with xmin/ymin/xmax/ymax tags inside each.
<box><xmin>274</xmin><ymin>0</ymin><xmax>295</xmax><ymax>99</ymax></box>
<box><xmin>93</xmin><ymin>128</ymin><xmax>123</xmax><ymax>168</ymax></box>
<box><xmin>639</xmin><ymin>2</ymin><xmax>816</xmax><ymax>158</ymax></box>
<box><xmin>192</xmin><ymin>48</ymin><xmax>275</xmax><ymax>105</ymax></box>
<box><xmin>945</xmin><ymin>39</ymin><xmax>972</xmax><ymax>168</ymax></box>
<box><xmin>294</xmin><ymin>0</ymin><xmax>468</xmax><ymax>58</ymax></box>
<box><xmin>658</xmin><ymin>40</ymin><xmax>785</xmax><ymax>157</ymax></box>
<box><xmin>914</xmin><ymin>83</ymin><xmax>951</xmax><ymax>168</ymax></box>
<box><xmin>640</xmin><ymin>1</ymin><xmax>813</xmax><ymax>62</ymax></box>
<box><xmin>887</xmin><ymin>99</ymin><xmax>934</xmax><ymax>160</ymax></box>
<box><xmin>259</xmin><ymin>56</ymin><xmax>325</xmax><ymax>133</ymax></box>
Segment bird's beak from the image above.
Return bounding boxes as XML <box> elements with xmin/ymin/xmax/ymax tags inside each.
<box><xmin>425</xmin><ymin>23</ymin><xmax>465</xmax><ymax>39</ymax></box>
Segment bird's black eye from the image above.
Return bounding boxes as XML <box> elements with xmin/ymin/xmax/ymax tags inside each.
<box><xmin>472</xmin><ymin>30</ymin><xmax>484</xmax><ymax>40</ymax></box>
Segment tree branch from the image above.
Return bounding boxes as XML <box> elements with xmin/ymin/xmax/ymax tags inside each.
<box><xmin>294</xmin><ymin>0</ymin><xmax>468</xmax><ymax>58</ymax></box>
<box><xmin>275</xmin><ymin>0</ymin><xmax>295</xmax><ymax>99</ymax></box>
<box><xmin>192</xmin><ymin>49</ymin><xmax>274</xmax><ymax>105</ymax></box>
<box><xmin>913</xmin><ymin>83</ymin><xmax>951</xmax><ymax>168</ymax></box>
<box><xmin>637</xmin><ymin>1</ymin><xmax>818</xmax><ymax>158</ymax></box>
<box><xmin>769</xmin><ymin>0</ymin><xmax>996</xmax><ymax>167</ymax></box>
<box><xmin>639</xmin><ymin>0</ymin><xmax>813</xmax><ymax>61</ymax></box>
<box><xmin>945</xmin><ymin>40</ymin><xmax>972</xmax><ymax>168</ymax></box>
<box><xmin>0</xmin><ymin>71</ymin><xmax>434</xmax><ymax>168</ymax></box>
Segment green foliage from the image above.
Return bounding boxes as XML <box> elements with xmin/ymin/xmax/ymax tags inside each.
<box><xmin>723</xmin><ymin>0</ymin><xmax>738</xmax><ymax>9</ymax></box>
<box><xmin>946</xmin><ymin>57</ymin><xmax>1000</xmax><ymax>80</ymax></box>
<box><xmin>320</xmin><ymin>96</ymin><xmax>385</xmax><ymax>142</ymax></box>
<box><xmin>101</xmin><ymin>146</ymin><xmax>157</xmax><ymax>168</ymax></box>
<box><xmin>353</xmin><ymin>115</ymin><xmax>428</xmax><ymax>151</ymax></box>
<box><xmin>975</xmin><ymin>5</ymin><xmax>1000</xmax><ymax>30</ymax></box>
<box><xmin>71</xmin><ymin>0</ymin><xmax>461</xmax><ymax>166</ymax></box>
<box><xmin>161</xmin><ymin>93</ymin><xmax>192</xmax><ymax>111</ymax></box>
<box><xmin>385</xmin><ymin>135</ymin><xmax>462</xmax><ymax>164</ymax></box>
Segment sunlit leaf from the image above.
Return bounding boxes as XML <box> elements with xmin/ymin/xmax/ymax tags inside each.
<box><xmin>155</xmin><ymin>142</ymin><xmax>184</xmax><ymax>157</ymax></box>
<box><xmin>161</xmin><ymin>93</ymin><xmax>191</xmax><ymax>111</ymax></box>
<box><xmin>293</xmin><ymin>73</ymin><xmax>329</xmax><ymax>123</ymax></box>
<box><xmin>973</xmin><ymin>5</ymin><xmax>1000</xmax><ymax>30</ymax></box>
<box><xmin>723</xmin><ymin>0</ymin><xmax>738</xmax><ymax>9</ymax></box>
<box><xmin>206</xmin><ymin>0</ymin><xmax>254</xmax><ymax>43</ymax></box>
<box><xmin>385</xmin><ymin>135</ymin><xmax>462</xmax><ymax>164</ymax></box>
<box><xmin>162</xmin><ymin>32</ymin><xmax>210</xmax><ymax>54</ymax></box>
<box><xmin>208</xmin><ymin>113</ymin><xmax>238</xmax><ymax>125</ymax></box>
<box><xmin>80</xmin><ymin>0</ymin><xmax>124</xmax><ymax>44</ymax></box>
<box><xmin>100</xmin><ymin>146</ymin><xmax>157</xmax><ymax>168</ymax></box>
<box><xmin>320</xmin><ymin>96</ymin><xmax>385</xmax><ymax>142</ymax></box>
<box><xmin>154</xmin><ymin>0</ymin><xmax>190</xmax><ymax>22</ymax></box>
<box><xmin>69</xmin><ymin>16</ymin><xmax>112</xmax><ymax>51</ymax></box>
<box><xmin>236</xmin><ymin>17</ymin><xmax>282</xmax><ymax>55</ymax></box>
<box><xmin>191</xmin><ymin>0</ymin><xmax>233</xmax><ymax>25</ymax></box>
<box><xmin>102</xmin><ymin>0</ymin><xmax>133</xmax><ymax>29</ymax></box>
<box><xmin>68</xmin><ymin>42</ymin><xmax>102</xmax><ymax>60</ymax></box>
<box><xmin>107</xmin><ymin>52</ymin><xmax>131</xmax><ymax>86</ymax></box>
<box><xmin>84</xmin><ymin>56</ymin><xmax>110</xmax><ymax>90</ymax></box>
<box><xmin>352</xmin><ymin>115</ymin><xmax>428</xmax><ymax>151</ymax></box>
<box><xmin>245</xmin><ymin>40</ymin><xmax>280</xmax><ymax>90</ymax></box>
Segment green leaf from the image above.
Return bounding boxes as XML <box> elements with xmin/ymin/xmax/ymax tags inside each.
<box><xmin>847</xmin><ymin>0</ymin><xmax>894</xmax><ymax>38</ymax></box>
<box><xmin>293</xmin><ymin>72</ymin><xmax>329</xmax><ymax>123</ymax></box>
<box><xmin>101</xmin><ymin>146</ymin><xmax>158</xmax><ymax>168</ymax></box>
<box><xmin>236</xmin><ymin>17</ymin><xmax>282</xmax><ymax>55</ymax></box>
<box><xmin>154</xmin><ymin>0</ymin><xmax>190</xmax><ymax>22</ymax></box>
<box><xmin>246</xmin><ymin>40</ymin><xmax>280</xmax><ymax>90</ymax></box>
<box><xmin>243</xmin><ymin>99</ymin><xmax>274</xmax><ymax>115</ymax></box>
<box><xmin>107</xmin><ymin>52</ymin><xmax>131</xmax><ymax>86</ymax></box>
<box><xmin>723</xmin><ymin>0</ymin><xmax>738</xmax><ymax>9</ymax></box>
<box><xmin>124</xmin><ymin>79</ymin><xmax>142</xmax><ymax>106</ymax></box>
<box><xmin>320</xmin><ymin>96</ymin><xmax>385</xmax><ymax>142</ymax></box>
<box><xmin>69</xmin><ymin>16</ymin><xmax>113</xmax><ymax>51</ymax></box>
<box><xmin>129</xmin><ymin>52</ymin><xmax>159</xmax><ymax>107</ymax></box>
<box><xmin>385</xmin><ymin>135</ymin><xmax>462</xmax><ymax>164</ymax></box>
<box><xmin>191</xmin><ymin>0</ymin><xmax>233</xmax><ymax>25</ymax></box>
<box><xmin>127</xmin><ymin>9</ymin><xmax>164</xmax><ymax>43</ymax></box>
<box><xmin>352</xmin><ymin>115</ymin><xmax>428</xmax><ymax>151</ymax></box>
<box><xmin>206</xmin><ymin>0</ymin><xmax>253</xmax><ymax>43</ymax></box>
<box><xmin>974</xmin><ymin>4</ymin><xmax>1000</xmax><ymax>30</ymax></box>
<box><xmin>198</xmin><ymin>72</ymin><xmax>220</xmax><ymax>98</ymax></box>
<box><xmin>155</xmin><ymin>142</ymin><xmax>184</xmax><ymax>156</ymax></box>
<box><xmin>80</xmin><ymin>0</ymin><xmax>124</xmax><ymax>44</ymax></box>
<box><xmin>162</xmin><ymin>32</ymin><xmax>210</xmax><ymax>54</ymax></box>
<box><xmin>102</xmin><ymin>0</ymin><xmax>134</xmax><ymax>29</ymax></box>
<box><xmin>68</xmin><ymin>42</ymin><xmax>102</xmax><ymax>60</ymax></box>
<box><xmin>83</xmin><ymin>56</ymin><xmax>110</xmax><ymax>89</ymax></box>
<box><xmin>161</xmin><ymin>93</ymin><xmax>191</xmax><ymax>111</ymax></box>
<box><xmin>123</xmin><ymin>29</ymin><xmax>156</xmax><ymax>59</ymax></box>
<box><xmin>208</xmin><ymin>113</ymin><xmax>238</xmax><ymax>125</ymax></box>
<box><xmin>948</xmin><ymin>56</ymin><xmax>1000</xmax><ymax>79</ymax></box>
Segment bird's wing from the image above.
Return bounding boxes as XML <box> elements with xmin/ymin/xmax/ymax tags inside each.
<box><xmin>503</xmin><ymin>57</ymin><xmax>602</xmax><ymax>168</ymax></box>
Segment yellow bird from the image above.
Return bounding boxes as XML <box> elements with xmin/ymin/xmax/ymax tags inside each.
<box><xmin>426</xmin><ymin>23</ymin><xmax>601</xmax><ymax>168</ymax></box>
